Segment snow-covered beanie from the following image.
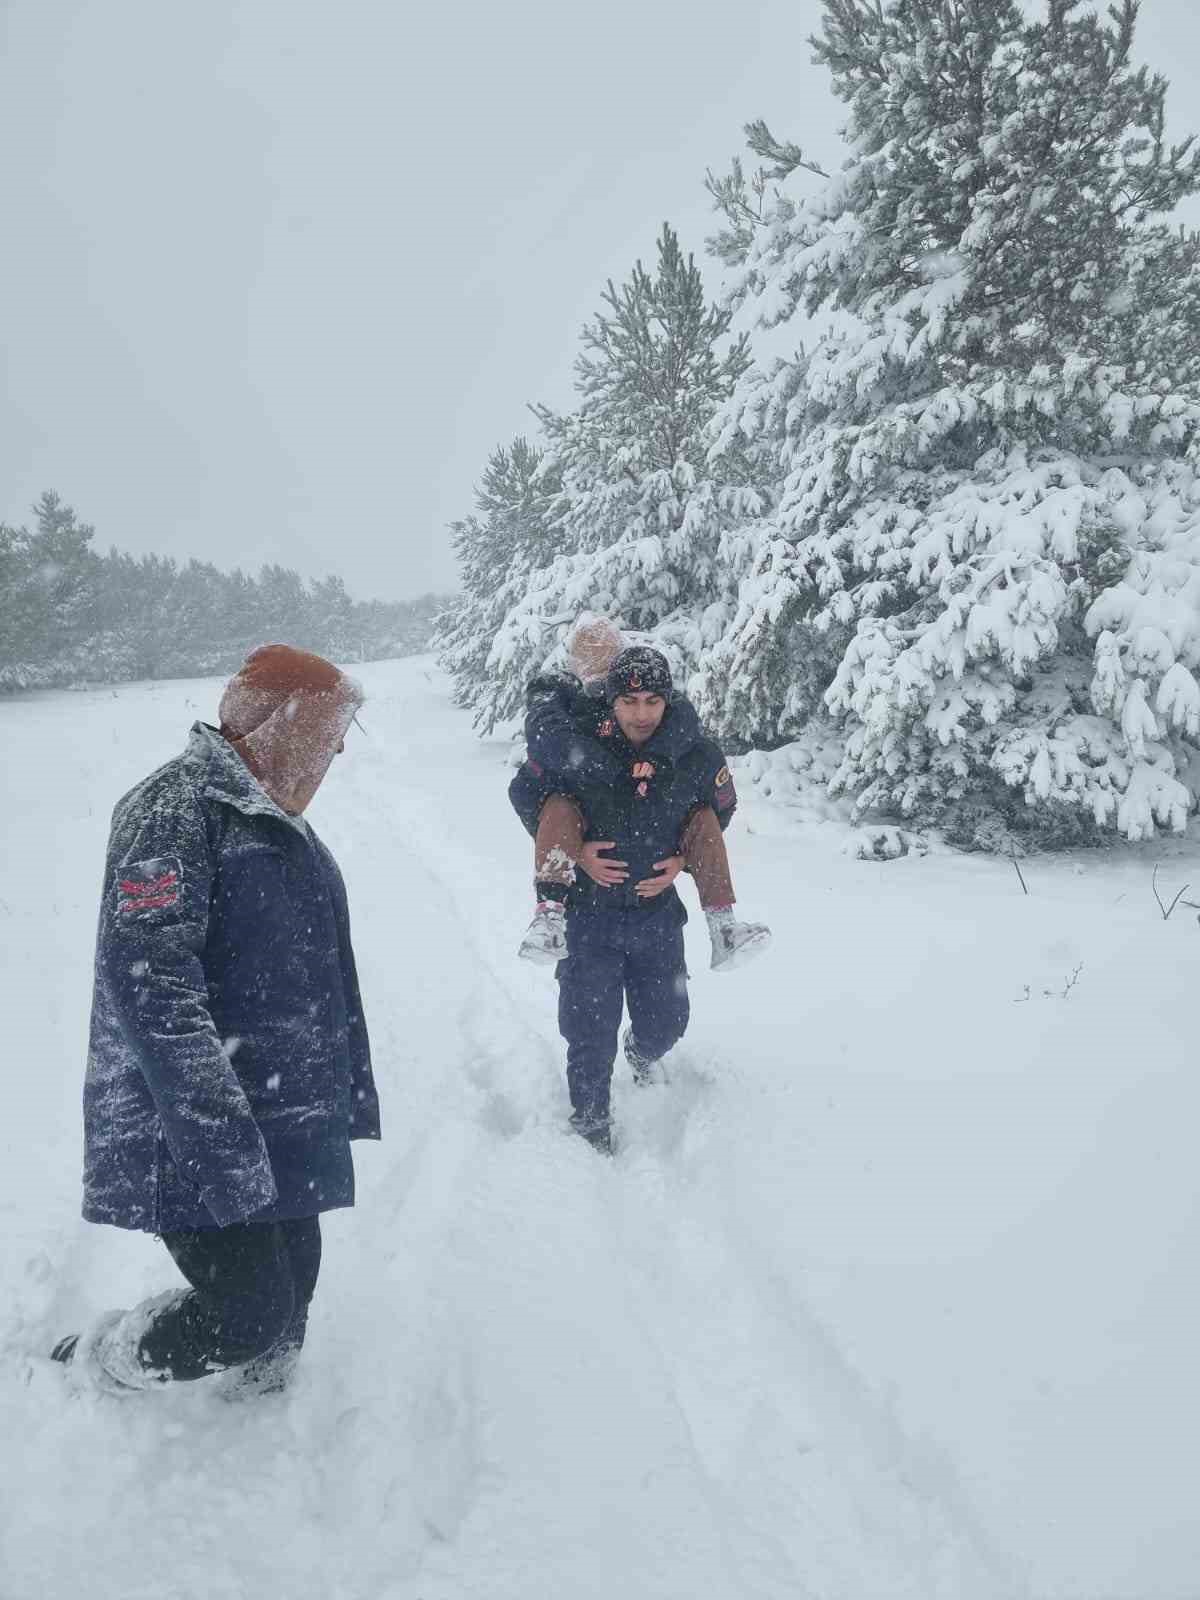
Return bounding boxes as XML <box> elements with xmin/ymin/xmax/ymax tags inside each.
<box><xmin>567</xmin><ymin>615</ymin><xmax>624</xmax><ymax>685</ymax></box>
<box><xmin>218</xmin><ymin>643</ymin><xmax>363</xmax><ymax>815</ymax></box>
<box><xmin>605</xmin><ymin>645</ymin><xmax>673</xmax><ymax>703</ymax></box>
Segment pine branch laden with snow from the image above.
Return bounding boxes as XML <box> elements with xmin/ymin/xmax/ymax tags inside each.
<box><xmin>475</xmin><ymin>468</ymin><xmax>765</xmax><ymax>731</ymax></box>
<box><xmin>433</xmin><ymin>438</ymin><xmax>566</xmax><ymax>729</ymax></box>
<box><xmin>450</xmin><ymin>225</ymin><xmax>770</xmax><ymax>732</ymax></box>
<box><xmin>695</xmin><ymin>0</ymin><xmax>1200</xmax><ymax>842</ymax></box>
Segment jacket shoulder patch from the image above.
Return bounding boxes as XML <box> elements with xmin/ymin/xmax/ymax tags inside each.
<box><xmin>116</xmin><ymin>856</ymin><xmax>183</xmax><ymax>915</ymax></box>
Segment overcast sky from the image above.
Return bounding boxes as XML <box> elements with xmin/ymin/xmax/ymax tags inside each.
<box><xmin>4</xmin><ymin>3</ymin><xmax>1200</xmax><ymax>602</ymax></box>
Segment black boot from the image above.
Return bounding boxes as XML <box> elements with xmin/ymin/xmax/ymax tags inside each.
<box><xmin>217</xmin><ymin>1337</ymin><xmax>302</xmax><ymax>1401</ymax></box>
<box><xmin>50</xmin><ymin>1335</ymin><xmax>79</xmax><ymax>1365</ymax></box>
<box><xmin>623</xmin><ymin>1026</ymin><xmax>658</xmax><ymax>1086</ymax></box>
<box><xmin>570</xmin><ymin>1107</ymin><xmax>613</xmax><ymax>1156</ymax></box>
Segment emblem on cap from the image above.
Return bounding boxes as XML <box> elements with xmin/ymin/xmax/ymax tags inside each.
<box><xmin>629</xmin><ymin>672</ymin><xmax>641</xmax><ymax>689</ymax></box>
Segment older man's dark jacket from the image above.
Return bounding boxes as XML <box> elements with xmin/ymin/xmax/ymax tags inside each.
<box><xmin>83</xmin><ymin>722</ymin><xmax>380</xmax><ymax>1234</ymax></box>
<box><xmin>508</xmin><ymin>674</ymin><xmax>737</xmax><ymax>916</ymax></box>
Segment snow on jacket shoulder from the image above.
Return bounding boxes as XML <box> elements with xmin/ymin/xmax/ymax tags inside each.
<box><xmin>523</xmin><ymin>673</ymin><xmax>624</xmax><ymax>788</ymax></box>
<box><xmin>512</xmin><ymin>674</ymin><xmax>713</xmax><ymax>835</ymax></box>
<box><xmin>510</xmin><ymin>697</ymin><xmax>736</xmax><ymax>914</ymax></box>
<box><xmin>568</xmin><ymin>715</ymin><xmax>735</xmax><ymax>914</ymax></box>
<box><xmin>83</xmin><ymin>722</ymin><xmax>380</xmax><ymax>1234</ymax></box>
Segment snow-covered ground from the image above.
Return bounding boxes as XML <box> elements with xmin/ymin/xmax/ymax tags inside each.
<box><xmin>2</xmin><ymin>655</ymin><xmax>1198</xmax><ymax>1600</ymax></box>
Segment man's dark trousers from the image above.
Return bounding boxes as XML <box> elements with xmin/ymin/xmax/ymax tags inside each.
<box><xmin>137</xmin><ymin>1216</ymin><xmax>322</xmax><ymax>1380</ymax></box>
<box><xmin>556</xmin><ymin>902</ymin><xmax>690</xmax><ymax>1117</ymax></box>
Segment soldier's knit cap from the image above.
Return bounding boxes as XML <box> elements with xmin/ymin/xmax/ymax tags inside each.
<box><xmin>605</xmin><ymin>645</ymin><xmax>673</xmax><ymax>703</ymax></box>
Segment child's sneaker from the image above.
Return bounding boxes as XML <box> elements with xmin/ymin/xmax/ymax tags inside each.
<box><xmin>518</xmin><ymin>901</ymin><xmax>567</xmax><ymax>965</ymax></box>
<box><xmin>706</xmin><ymin>908</ymin><xmax>772</xmax><ymax>972</ymax></box>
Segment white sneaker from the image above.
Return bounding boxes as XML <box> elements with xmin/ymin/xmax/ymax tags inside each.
<box><xmin>518</xmin><ymin>902</ymin><xmax>567</xmax><ymax>965</ymax></box>
<box><xmin>708</xmin><ymin>914</ymin><xmax>772</xmax><ymax>972</ymax></box>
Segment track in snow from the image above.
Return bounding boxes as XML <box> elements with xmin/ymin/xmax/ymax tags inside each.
<box><xmin>5</xmin><ymin>657</ymin><xmax>1197</xmax><ymax>1598</ymax></box>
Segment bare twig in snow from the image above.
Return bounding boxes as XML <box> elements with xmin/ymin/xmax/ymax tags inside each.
<box><xmin>1012</xmin><ymin>853</ymin><xmax>1029</xmax><ymax>896</ymax></box>
<box><xmin>1152</xmin><ymin>864</ymin><xmax>1190</xmax><ymax>921</ymax></box>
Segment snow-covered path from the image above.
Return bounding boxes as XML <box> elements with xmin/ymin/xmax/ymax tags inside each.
<box><xmin>2</xmin><ymin>657</ymin><xmax>1198</xmax><ymax>1599</ymax></box>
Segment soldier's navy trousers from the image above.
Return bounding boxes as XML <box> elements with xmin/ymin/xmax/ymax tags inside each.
<box><xmin>556</xmin><ymin>902</ymin><xmax>689</xmax><ymax>1117</ymax></box>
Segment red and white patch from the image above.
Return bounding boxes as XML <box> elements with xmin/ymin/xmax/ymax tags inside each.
<box><xmin>714</xmin><ymin>767</ymin><xmax>737</xmax><ymax>809</ymax></box>
<box><xmin>116</xmin><ymin>856</ymin><xmax>183</xmax><ymax>915</ymax></box>
<box><xmin>597</xmin><ymin>719</ymin><xmax>615</xmax><ymax>738</ymax></box>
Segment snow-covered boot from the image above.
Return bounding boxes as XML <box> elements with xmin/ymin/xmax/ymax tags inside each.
<box><xmin>52</xmin><ymin>1292</ymin><xmax>186</xmax><ymax>1396</ymax></box>
<box><xmin>518</xmin><ymin>901</ymin><xmax>567</xmax><ymax>965</ymax></box>
<box><xmin>217</xmin><ymin>1338</ymin><xmax>302</xmax><ymax>1401</ymax></box>
<box><xmin>623</xmin><ymin>1026</ymin><xmax>659</xmax><ymax>1086</ymax></box>
<box><xmin>52</xmin><ymin>1313</ymin><xmax>140</xmax><ymax>1395</ymax></box>
<box><xmin>569</xmin><ymin>1107</ymin><xmax>613</xmax><ymax>1157</ymax></box>
<box><xmin>706</xmin><ymin>907</ymin><xmax>772</xmax><ymax>973</ymax></box>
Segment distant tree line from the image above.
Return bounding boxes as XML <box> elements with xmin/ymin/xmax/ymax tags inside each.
<box><xmin>0</xmin><ymin>492</ymin><xmax>447</xmax><ymax>690</ymax></box>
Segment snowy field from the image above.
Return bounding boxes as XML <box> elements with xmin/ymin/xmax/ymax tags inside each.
<box><xmin>1</xmin><ymin>655</ymin><xmax>1198</xmax><ymax>1600</ymax></box>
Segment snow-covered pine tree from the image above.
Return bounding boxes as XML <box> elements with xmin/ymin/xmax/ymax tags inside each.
<box><xmin>0</xmin><ymin>521</ymin><xmax>45</xmax><ymax>687</ymax></box>
<box><xmin>0</xmin><ymin>493</ymin><xmax>100</xmax><ymax>686</ymax></box>
<box><xmin>698</xmin><ymin>0</ymin><xmax>1200</xmax><ymax>843</ymax></box>
<box><xmin>476</xmin><ymin>223</ymin><xmax>765</xmax><ymax>729</ymax></box>
<box><xmin>435</xmin><ymin>436</ymin><xmax>561</xmax><ymax>728</ymax></box>
<box><xmin>307</xmin><ymin>574</ymin><xmax>356</xmax><ymax>661</ymax></box>
<box><xmin>171</xmin><ymin>559</ymin><xmax>233</xmax><ymax>676</ymax></box>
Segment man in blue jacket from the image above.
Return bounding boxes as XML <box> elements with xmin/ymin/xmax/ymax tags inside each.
<box><xmin>510</xmin><ymin>645</ymin><xmax>759</xmax><ymax>1154</ymax></box>
<box><xmin>515</xmin><ymin>619</ymin><xmax>770</xmax><ymax>972</ymax></box>
<box><xmin>52</xmin><ymin>644</ymin><xmax>381</xmax><ymax>1395</ymax></box>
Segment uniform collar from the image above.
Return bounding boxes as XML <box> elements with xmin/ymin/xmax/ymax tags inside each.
<box><xmin>186</xmin><ymin>722</ymin><xmax>310</xmax><ymax>834</ymax></box>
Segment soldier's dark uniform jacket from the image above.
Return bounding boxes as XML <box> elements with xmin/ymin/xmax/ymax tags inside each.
<box><xmin>83</xmin><ymin>722</ymin><xmax>380</xmax><ymax>1234</ymax></box>
<box><xmin>509</xmin><ymin>673</ymin><xmax>737</xmax><ymax>910</ymax></box>
<box><xmin>508</xmin><ymin>676</ymin><xmax>737</xmax><ymax>1118</ymax></box>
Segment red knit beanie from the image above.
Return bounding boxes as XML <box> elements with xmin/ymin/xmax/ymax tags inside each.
<box><xmin>218</xmin><ymin>644</ymin><xmax>362</xmax><ymax>814</ymax></box>
<box><xmin>219</xmin><ymin>644</ymin><xmax>346</xmax><ymax>739</ymax></box>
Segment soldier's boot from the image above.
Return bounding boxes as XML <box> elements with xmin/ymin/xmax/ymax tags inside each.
<box><xmin>623</xmin><ymin>1026</ymin><xmax>660</xmax><ymax>1087</ymax></box>
<box><xmin>569</xmin><ymin>1106</ymin><xmax>613</xmax><ymax>1157</ymax></box>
